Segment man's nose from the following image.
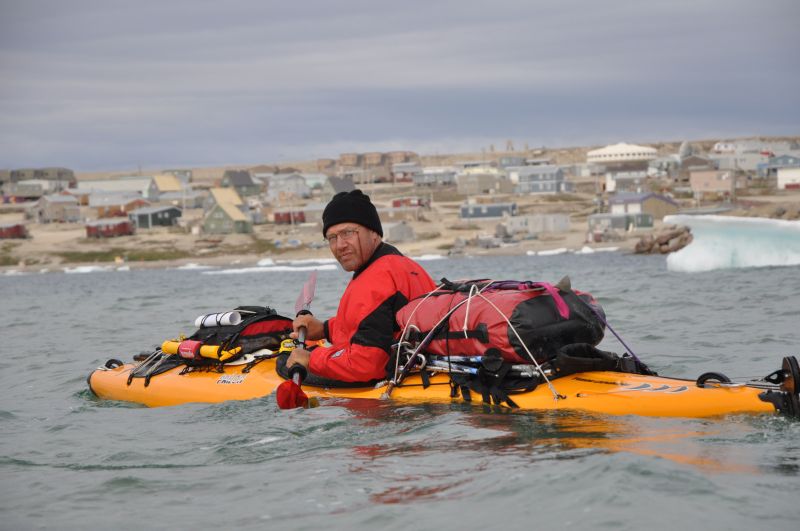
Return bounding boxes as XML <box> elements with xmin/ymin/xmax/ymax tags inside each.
<box><xmin>334</xmin><ymin>236</ymin><xmax>349</xmax><ymax>250</ymax></box>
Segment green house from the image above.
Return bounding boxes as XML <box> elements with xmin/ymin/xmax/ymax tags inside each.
<box><xmin>202</xmin><ymin>202</ymin><xmax>253</xmax><ymax>234</ymax></box>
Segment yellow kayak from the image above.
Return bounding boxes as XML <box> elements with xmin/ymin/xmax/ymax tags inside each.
<box><xmin>87</xmin><ymin>354</ymin><xmax>799</xmax><ymax>418</ymax></box>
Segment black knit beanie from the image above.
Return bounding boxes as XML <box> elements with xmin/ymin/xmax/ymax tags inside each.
<box><xmin>322</xmin><ymin>189</ymin><xmax>383</xmax><ymax>237</ymax></box>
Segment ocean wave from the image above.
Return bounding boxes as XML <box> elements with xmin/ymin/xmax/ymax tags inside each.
<box><xmin>175</xmin><ymin>263</ymin><xmax>217</xmax><ymax>270</ymax></box>
<box><xmin>63</xmin><ymin>265</ymin><xmax>114</xmax><ymax>274</ymax></box>
<box><xmin>203</xmin><ymin>264</ymin><xmax>338</xmax><ymax>275</ymax></box>
<box><xmin>665</xmin><ymin>215</ymin><xmax>800</xmax><ymax>273</ymax></box>
<box><xmin>411</xmin><ymin>254</ymin><xmax>446</xmax><ymax>261</ymax></box>
<box><xmin>536</xmin><ymin>247</ymin><xmax>568</xmax><ymax>256</ymax></box>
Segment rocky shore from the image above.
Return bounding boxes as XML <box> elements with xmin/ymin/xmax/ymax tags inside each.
<box><xmin>634</xmin><ymin>225</ymin><xmax>693</xmax><ymax>254</ymax></box>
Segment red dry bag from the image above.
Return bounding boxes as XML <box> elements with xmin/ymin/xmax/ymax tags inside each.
<box><xmin>395</xmin><ymin>279</ymin><xmax>605</xmax><ymax>364</ymax></box>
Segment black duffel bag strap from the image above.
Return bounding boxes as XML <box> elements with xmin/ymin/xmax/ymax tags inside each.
<box><xmin>550</xmin><ymin>343</ymin><xmax>620</xmax><ymax>377</ymax></box>
<box><xmin>406</xmin><ymin>323</ymin><xmax>490</xmax><ymax>344</ymax></box>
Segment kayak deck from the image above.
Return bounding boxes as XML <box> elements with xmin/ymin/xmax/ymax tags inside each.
<box><xmin>88</xmin><ymin>358</ymin><xmax>778</xmax><ymax>417</ymax></box>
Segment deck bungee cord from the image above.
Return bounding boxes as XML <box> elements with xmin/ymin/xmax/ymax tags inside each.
<box><xmin>383</xmin><ymin>280</ymin><xmax>496</xmax><ymax>400</ymax></box>
<box><xmin>387</xmin><ymin>279</ymin><xmax>573</xmax><ymax>403</ymax></box>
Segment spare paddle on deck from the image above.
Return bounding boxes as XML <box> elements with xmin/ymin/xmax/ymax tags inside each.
<box><xmin>276</xmin><ymin>271</ymin><xmax>318</xmax><ymax>409</ymax></box>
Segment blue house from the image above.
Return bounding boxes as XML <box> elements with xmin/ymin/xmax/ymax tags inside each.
<box><xmin>759</xmin><ymin>154</ymin><xmax>800</xmax><ymax>177</ymax></box>
<box><xmin>129</xmin><ymin>206</ymin><xmax>182</xmax><ymax>229</ymax></box>
<box><xmin>460</xmin><ymin>202</ymin><xmax>517</xmax><ymax>219</ymax></box>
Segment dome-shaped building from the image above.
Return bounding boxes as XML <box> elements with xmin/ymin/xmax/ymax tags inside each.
<box><xmin>587</xmin><ymin>142</ymin><xmax>658</xmax><ymax>164</ymax></box>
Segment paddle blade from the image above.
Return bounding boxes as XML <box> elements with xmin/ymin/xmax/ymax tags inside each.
<box><xmin>295</xmin><ymin>270</ymin><xmax>318</xmax><ymax>314</ymax></box>
<box><xmin>276</xmin><ymin>380</ymin><xmax>309</xmax><ymax>409</ymax></box>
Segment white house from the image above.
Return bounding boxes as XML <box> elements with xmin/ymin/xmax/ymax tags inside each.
<box><xmin>777</xmin><ymin>168</ymin><xmax>800</xmax><ymax>190</ymax></box>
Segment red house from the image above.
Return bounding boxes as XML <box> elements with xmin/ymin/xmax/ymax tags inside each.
<box><xmin>0</xmin><ymin>222</ymin><xmax>28</xmax><ymax>239</ymax></box>
<box><xmin>85</xmin><ymin>218</ymin><xmax>135</xmax><ymax>238</ymax></box>
<box><xmin>273</xmin><ymin>209</ymin><xmax>306</xmax><ymax>224</ymax></box>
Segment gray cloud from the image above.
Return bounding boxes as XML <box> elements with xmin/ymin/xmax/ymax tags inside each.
<box><xmin>1</xmin><ymin>0</ymin><xmax>798</xmax><ymax>170</ymax></box>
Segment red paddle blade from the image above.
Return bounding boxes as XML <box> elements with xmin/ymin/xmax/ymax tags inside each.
<box><xmin>294</xmin><ymin>270</ymin><xmax>318</xmax><ymax>314</ymax></box>
<box><xmin>276</xmin><ymin>380</ymin><xmax>309</xmax><ymax>409</ymax></box>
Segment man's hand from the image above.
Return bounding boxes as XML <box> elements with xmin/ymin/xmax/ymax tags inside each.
<box><xmin>286</xmin><ymin>348</ymin><xmax>311</xmax><ymax>372</ymax></box>
<box><xmin>291</xmin><ymin>314</ymin><xmax>324</xmax><ymax>341</ymax></box>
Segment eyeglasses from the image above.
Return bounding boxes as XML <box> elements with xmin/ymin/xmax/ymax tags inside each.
<box><xmin>324</xmin><ymin>228</ymin><xmax>359</xmax><ymax>245</ymax></box>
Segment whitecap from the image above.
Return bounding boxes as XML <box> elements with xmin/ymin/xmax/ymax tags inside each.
<box><xmin>63</xmin><ymin>265</ymin><xmax>113</xmax><ymax>274</ymax></box>
<box><xmin>3</xmin><ymin>269</ymin><xmax>29</xmax><ymax>276</ymax></box>
<box><xmin>203</xmin><ymin>264</ymin><xmax>338</xmax><ymax>275</ymax></box>
<box><xmin>573</xmin><ymin>246</ymin><xmax>596</xmax><ymax>254</ymax></box>
<box><xmin>175</xmin><ymin>263</ymin><xmax>216</xmax><ymax>270</ymax></box>
<box><xmin>278</xmin><ymin>258</ymin><xmax>338</xmax><ymax>266</ymax></box>
<box><xmin>537</xmin><ymin>247</ymin><xmax>568</xmax><ymax>256</ymax></box>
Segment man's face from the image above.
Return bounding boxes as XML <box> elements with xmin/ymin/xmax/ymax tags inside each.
<box><xmin>325</xmin><ymin>222</ymin><xmax>379</xmax><ymax>271</ymax></box>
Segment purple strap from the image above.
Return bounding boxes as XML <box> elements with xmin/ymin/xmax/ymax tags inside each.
<box><xmin>487</xmin><ymin>280</ymin><xmax>570</xmax><ymax>319</ymax></box>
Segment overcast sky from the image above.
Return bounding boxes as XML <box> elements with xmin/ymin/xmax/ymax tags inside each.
<box><xmin>1</xmin><ymin>0</ymin><xmax>798</xmax><ymax>171</ymax></box>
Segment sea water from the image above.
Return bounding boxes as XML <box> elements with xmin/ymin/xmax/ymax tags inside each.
<box><xmin>1</xmin><ymin>249</ymin><xmax>799</xmax><ymax>530</ymax></box>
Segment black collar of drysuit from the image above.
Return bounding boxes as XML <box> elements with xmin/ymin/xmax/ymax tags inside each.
<box><xmin>352</xmin><ymin>242</ymin><xmax>402</xmax><ymax>279</ymax></box>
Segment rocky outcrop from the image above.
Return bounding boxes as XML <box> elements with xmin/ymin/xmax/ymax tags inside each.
<box><xmin>635</xmin><ymin>225</ymin><xmax>693</xmax><ymax>254</ymax></box>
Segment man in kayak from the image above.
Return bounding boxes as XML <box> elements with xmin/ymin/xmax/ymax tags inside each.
<box><xmin>286</xmin><ymin>189</ymin><xmax>437</xmax><ymax>382</ymax></box>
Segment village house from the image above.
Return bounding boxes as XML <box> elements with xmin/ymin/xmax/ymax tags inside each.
<box><xmin>203</xmin><ymin>187</ymin><xmax>264</xmax><ymax>225</ymax></box>
<box><xmin>153</xmin><ymin>173</ymin><xmax>183</xmax><ymax>195</ymax></box>
<box><xmin>0</xmin><ymin>222</ymin><xmax>28</xmax><ymax>239</ymax></box>
<box><xmin>301</xmin><ymin>173</ymin><xmax>330</xmax><ymax>190</ymax></box>
<box><xmin>0</xmin><ymin>169</ymin><xmax>11</xmax><ymax>193</ymax></box>
<box><xmin>587</xmin><ymin>213</ymin><xmax>654</xmax><ymax>240</ymax></box>
<box><xmin>336</xmin><ymin>152</ymin><xmax>388</xmax><ymax>184</ymax></box>
<box><xmin>76</xmin><ymin>176</ymin><xmax>152</xmax><ymax>198</ymax></box>
<box><xmin>604</xmin><ymin>170</ymin><xmax>650</xmax><ymax>193</ymax></box>
<box><xmin>206</xmin><ymin>187</ymin><xmax>244</xmax><ymax>209</ymax></box>
<box><xmin>202</xmin><ymin>202</ymin><xmax>253</xmax><ymax>234</ymax></box>
<box><xmin>89</xmin><ymin>193</ymin><xmax>150</xmax><ymax>218</ymax></box>
<box><xmin>85</xmin><ymin>218</ymin><xmax>136</xmax><ymax>238</ymax></box>
<box><xmin>268</xmin><ymin>173</ymin><xmax>311</xmax><ymax>202</ymax></box>
<box><xmin>391</xmin><ymin>162</ymin><xmax>423</xmax><ymax>182</ymax></box>
<box><xmin>162</xmin><ymin>169</ymin><xmax>193</xmax><ymax>186</ymax></box>
<box><xmin>378</xmin><ymin>206</ymin><xmax>423</xmax><ymax>223</ymax></box>
<box><xmin>221</xmin><ymin>170</ymin><xmax>261</xmax><ymax>197</ymax></box>
<box><xmin>273</xmin><ymin>202</ymin><xmax>327</xmax><ymax>225</ymax></box>
<box><xmin>29</xmin><ymin>193</ymin><xmax>81</xmax><ymax>223</ymax></box>
<box><xmin>456</xmin><ymin>168</ymin><xmax>513</xmax><ymax>196</ymax></box>
<box><xmin>496</xmin><ymin>213</ymin><xmax>570</xmax><ymax>238</ymax></box>
<box><xmin>507</xmin><ymin>165</ymin><xmax>571</xmax><ymax>194</ymax></box>
<box><xmin>498</xmin><ymin>156</ymin><xmax>526</xmax><ymax>168</ymax></box>
<box><xmin>608</xmin><ymin>192</ymin><xmax>678</xmax><ymax>220</ymax></box>
<box><xmin>320</xmin><ymin>176</ymin><xmax>355</xmax><ymax>202</ymax></box>
<box><xmin>414</xmin><ymin>166</ymin><xmax>457</xmax><ymax>187</ymax></box>
<box><xmin>146</xmin><ymin>174</ymin><xmax>183</xmax><ymax>201</ymax></box>
<box><xmin>689</xmin><ymin>169</ymin><xmax>737</xmax><ymax>200</ymax></box>
<box><xmin>710</xmin><ymin>151</ymin><xmax>771</xmax><ymax>173</ymax></box>
<box><xmin>9</xmin><ymin>167</ymin><xmax>76</xmax><ymax>189</ymax></box>
<box><xmin>6</xmin><ymin>179</ymin><xmax>60</xmax><ymax>201</ymax></box>
<box><xmin>777</xmin><ymin>168</ymin><xmax>800</xmax><ymax>190</ymax></box>
<box><xmin>587</xmin><ymin>143</ymin><xmax>657</xmax><ymax>193</ymax></box>
<box><xmin>760</xmin><ymin>155</ymin><xmax>800</xmax><ymax>178</ymax></box>
<box><xmin>157</xmin><ymin>189</ymin><xmax>206</xmax><ymax>209</ymax></box>
<box><xmin>675</xmin><ymin>154</ymin><xmax>716</xmax><ymax>185</ymax></box>
<box><xmin>128</xmin><ymin>206</ymin><xmax>182</xmax><ymax>229</ymax></box>
<box><xmin>383</xmin><ymin>222</ymin><xmax>415</xmax><ymax>244</ymax></box>
<box><xmin>460</xmin><ymin>201</ymin><xmax>517</xmax><ymax>219</ymax></box>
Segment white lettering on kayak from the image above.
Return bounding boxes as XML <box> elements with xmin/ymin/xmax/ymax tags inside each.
<box><xmin>217</xmin><ymin>374</ymin><xmax>246</xmax><ymax>385</ymax></box>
